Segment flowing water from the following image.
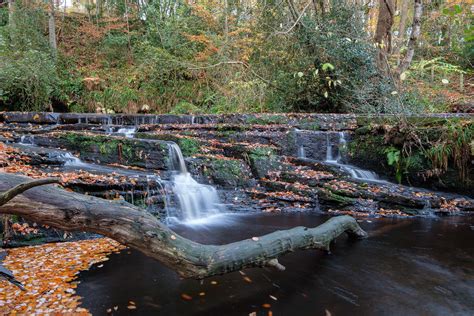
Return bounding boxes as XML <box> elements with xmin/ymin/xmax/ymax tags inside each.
<box><xmin>9</xmin><ymin>121</ymin><xmax>474</xmax><ymax>315</ymax></box>
<box><xmin>59</xmin><ymin>152</ymin><xmax>89</xmax><ymax>167</ymax></box>
<box><xmin>167</xmin><ymin>143</ymin><xmax>224</xmax><ymax>223</ymax></box>
<box><xmin>116</xmin><ymin>126</ymin><xmax>137</xmax><ymax>138</ymax></box>
<box><xmin>295</xmin><ymin>130</ymin><xmax>381</xmax><ymax>182</ymax></box>
<box><xmin>19</xmin><ymin>135</ymin><xmax>35</xmax><ymax>145</ymax></box>
<box><xmin>76</xmin><ymin>213</ymin><xmax>474</xmax><ymax>315</ymax></box>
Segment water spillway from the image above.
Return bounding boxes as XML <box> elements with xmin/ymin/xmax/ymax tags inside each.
<box><xmin>167</xmin><ymin>142</ymin><xmax>224</xmax><ymax>223</ymax></box>
<box><xmin>116</xmin><ymin>126</ymin><xmax>137</xmax><ymax>138</ymax></box>
<box><xmin>295</xmin><ymin>130</ymin><xmax>381</xmax><ymax>182</ymax></box>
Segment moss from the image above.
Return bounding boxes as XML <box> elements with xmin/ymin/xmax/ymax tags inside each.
<box><xmin>247</xmin><ymin>146</ymin><xmax>281</xmax><ymax>179</ymax></box>
<box><xmin>347</xmin><ymin>133</ymin><xmax>386</xmax><ymax>163</ymax></box>
<box><xmin>134</xmin><ymin>133</ymin><xmax>200</xmax><ymax>156</ymax></box>
<box><xmin>178</xmin><ymin>138</ymin><xmax>201</xmax><ymax>156</ymax></box>
<box><xmin>319</xmin><ymin>187</ymin><xmax>355</xmax><ymax>206</ymax></box>
<box><xmin>211</xmin><ymin>159</ymin><xmax>246</xmax><ymax>184</ymax></box>
<box><xmin>200</xmin><ymin>157</ymin><xmax>250</xmax><ymax>187</ymax></box>
<box><xmin>216</xmin><ymin>130</ymin><xmax>238</xmax><ymax>138</ymax></box>
<box><xmin>246</xmin><ymin>114</ymin><xmax>288</xmax><ymax>125</ymax></box>
<box><xmin>249</xmin><ymin>146</ymin><xmax>275</xmax><ymax>158</ymax></box>
<box><xmin>298</xmin><ymin>122</ymin><xmax>320</xmax><ymax>131</ymax></box>
<box><xmin>60</xmin><ymin>133</ymin><xmax>155</xmax><ymax>163</ymax></box>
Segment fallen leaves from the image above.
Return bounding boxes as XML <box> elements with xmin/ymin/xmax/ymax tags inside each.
<box><xmin>0</xmin><ymin>238</ymin><xmax>126</xmax><ymax>315</ymax></box>
<box><xmin>180</xmin><ymin>293</ymin><xmax>193</xmax><ymax>301</ymax></box>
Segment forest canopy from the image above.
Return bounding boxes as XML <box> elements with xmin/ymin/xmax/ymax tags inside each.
<box><xmin>0</xmin><ymin>0</ymin><xmax>472</xmax><ymax>114</ymax></box>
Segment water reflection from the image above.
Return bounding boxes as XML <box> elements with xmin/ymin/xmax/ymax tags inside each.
<box><xmin>77</xmin><ymin>214</ymin><xmax>474</xmax><ymax>315</ymax></box>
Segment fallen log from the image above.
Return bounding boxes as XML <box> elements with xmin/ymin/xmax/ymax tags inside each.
<box><xmin>0</xmin><ymin>173</ymin><xmax>367</xmax><ymax>279</ymax></box>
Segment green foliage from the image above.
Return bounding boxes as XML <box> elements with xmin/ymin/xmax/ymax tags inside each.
<box><xmin>0</xmin><ymin>50</ymin><xmax>59</xmax><ymax>111</ymax></box>
<box><xmin>384</xmin><ymin>147</ymin><xmax>403</xmax><ymax>183</ymax></box>
<box><xmin>0</xmin><ymin>6</ymin><xmax>8</xmax><ymax>27</ymax></box>
<box><xmin>170</xmin><ymin>101</ymin><xmax>201</xmax><ymax>115</ymax></box>
<box><xmin>178</xmin><ymin>138</ymin><xmax>201</xmax><ymax>156</ymax></box>
<box><xmin>400</xmin><ymin>90</ymin><xmax>449</xmax><ymax>113</ymax></box>
<box><xmin>426</xmin><ymin>120</ymin><xmax>473</xmax><ymax>182</ymax></box>
<box><xmin>422</xmin><ymin>3</ymin><xmax>472</xmax><ymax>67</ymax></box>
<box><xmin>0</xmin><ymin>0</ymin><xmax>468</xmax><ymax>114</ymax></box>
<box><xmin>101</xmin><ymin>33</ymin><xmax>130</xmax><ymax>65</ymax></box>
<box><xmin>266</xmin><ymin>5</ymin><xmax>393</xmax><ymax>113</ymax></box>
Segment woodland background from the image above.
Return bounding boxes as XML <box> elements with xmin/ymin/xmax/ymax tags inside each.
<box><xmin>0</xmin><ymin>0</ymin><xmax>472</xmax><ymax>114</ymax></box>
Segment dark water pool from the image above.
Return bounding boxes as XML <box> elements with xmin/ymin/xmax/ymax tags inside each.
<box><xmin>77</xmin><ymin>213</ymin><xmax>474</xmax><ymax>315</ymax></box>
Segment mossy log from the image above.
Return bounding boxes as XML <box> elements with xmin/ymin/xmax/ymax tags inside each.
<box><xmin>0</xmin><ymin>173</ymin><xmax>367</xmax><ymax>279</ymax></box>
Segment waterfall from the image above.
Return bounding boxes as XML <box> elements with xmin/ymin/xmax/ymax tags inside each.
<box><xmin>295</xmin><ymin>129</ymin><xmax>381</xmax><ymax>182</ymax></box>
<box><xmin>59</xmin><ymin>152</ymin><xmax>88</xmax><ymax>167</ymax></box>
<box><xmin>167</xmin><ymin>142</ymin><xmax>223</xmax><ymax>223</ymax></box>
<box><xmin>324</xmin><ymin>132</ymin><xmax>380</xmax><ymax>182</ymax></box>
<box><xmin>19</xmin><ymin>135</ymin><xmax>35</xmax><ymax>145</ymax></box>
<box><xmin>168</xmin><ymin>143</ymin><xmax>187</xmax><ymax>173</ymax></box>
<box><xmin>297</xmin><ymin>145</ymin><xmax>306</xmax><ymax>158</ymax></box>
<box><xmin>117</xmin><ymin>127</ymin><xmax>136</xmax><ymax>138</ymax></box>
<box><xmin>326</xmin><ymin>133</ymin><xmax>335</xmax><ymax>162</ymax></box>
<box><xmin>294</xmin><ymin>128</ymin><xmax>307</xmax><ymax>159</ymax></box>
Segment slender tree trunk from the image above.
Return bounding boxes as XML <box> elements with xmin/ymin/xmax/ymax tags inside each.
<box><xmin>0</xmin><ymin>173</ymin><xmax>367</xmax><ymax>279</ymax></box>
<box><xmin>7</xmin><ymin>0</ymin><xmax>14</xmax><ymax>26</ymax></box>
<box><xmin>124</xmin><ymin>0</ymin><xmax>132</xmax><ymax>56</ymax></box>
<box><xmin>374</xmin><ymin>0</ymin><xmax>395</xmax><ymax>52</ymax></box>
<box><xmin>224</xmin><ymin>0</ymin><xmax>229</xmax><ymax>42</ymax></box>
<box><xmin>397</xmin><ymin>0</ymin><xmax>409</xmax><ymax>45</ymax></box>
<box><xmin>48</xmin><ymin>0</ymin><xmax>57</xmax><ymax>57</ymax></box>
<box><xmin>286</xmin><ymin>0</ymin><xmax>296</xmax><ymax>22</ymax></box>
<box><xmin>398</xmin><ymin>0</ymin><xmax>422</xmax><ymax>76</ymax></box>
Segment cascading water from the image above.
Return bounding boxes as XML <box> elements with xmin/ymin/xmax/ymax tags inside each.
<box><xmin>59</xmin><ymin>152</ymin><xmax>88</xmax><ymax>167</ymax></box>
<box><xmin>324</xmin><ymin>132</ymin><xmax>381</xmax><ymax>182</ymax></box>
<box><xmin>295</xmin><ymin>129</ymin><xmax>382</xmax><ymax>182</ymax></box>
<box><xmin>297</xmin><ymin>145</ymin><xmax>306</xmax><ymax>159</ymax></box>
<box><xmin>19</xmin><ymin>135</ymin><xmax>35</xmax><ymax>145</ymax></box>
<box><xmin>167</xmin><ymin>142</ymin><xmax>223</xmax><ymax>223</ymax></box>
<box><xmin>117</xmin><ymin>127</ymin><xmax>136</xmax><ymax>138</ymax></box>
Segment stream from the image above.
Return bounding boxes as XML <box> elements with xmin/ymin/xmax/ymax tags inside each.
<box><xmin>2</xmin><ymin>112</ymin><xmax>473</xmax><ymax>315</ymax></box>
<box><xmin>76</xmin><ymin>213</ymin><xmax>474</xmax><ymax>315</ymax></box>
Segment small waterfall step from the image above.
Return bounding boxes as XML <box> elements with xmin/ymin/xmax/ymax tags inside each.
<box><xmin>166</xmin><ymin>142</ymin><xmax>225</xmax><ymax>224</ymax></box>
<box><xmin>294</xmin><ymin>129</ymin><xmax>384</xmax><ymax>182</ymax></box>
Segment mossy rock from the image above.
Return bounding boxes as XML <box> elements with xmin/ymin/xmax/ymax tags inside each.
<box><xmin>188</xmin><ymin>157</ymin><xmax>254</xmax><ymax>187</ymax></box>
<box><xmin>35</xmin><ymin>133</ymin><xmax>169</xmax><ymax>169</ymax></box>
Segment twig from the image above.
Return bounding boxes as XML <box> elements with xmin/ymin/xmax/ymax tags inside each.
<box><xmin>275</xmin><ymin>0</ymin><xmax>313</xmax><ymax>35</ymax></box>
<box><xmin>188</xmin><ymin>61</ymin><xmax>285</xmax><ymax>92</ymax></box>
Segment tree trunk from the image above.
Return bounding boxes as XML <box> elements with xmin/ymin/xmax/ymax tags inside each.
<box><xmin>398</xmin><ymin>0</ymin><xmax>422</xmax><ymax>76</ymax></box>
<box><xmin>124</xmin><ymin>0</ymin><xmax>132</xmax><ymax>60</ymax></box>
<box><xmin>224</xmin><ymin>0</ymin><xmax>229</xmax><ymax>42</ymax></box>
<box><xmin>0</xmin><ymin>173</ymin><xmax>367</xmax><ymax>279</ymax></box>
<box><xmin>7</xmin><ymin>0</ymin><xmax>13</xmax><ymax>26</ymax></box>
<box><xmin>397</xmin><ymin>0</ymin><xmax>410</xmax><ymax>46</ymax></box>
<box><xmin>48</xmin><ymin>0</ymin><xmax>57</xmax><ymax>56</ymax></box>
<box><xmin>1</xmin><ymin>215</ymin><xmax>11</xmax><ymax>246</ymax></box>
<box><xmin>374</xmin><ymin>0</ymin><xmax>395</xmax><ymax>67</ymax></box>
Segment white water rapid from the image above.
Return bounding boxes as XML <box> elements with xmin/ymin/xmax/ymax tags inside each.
<box><xmin>324</xmin><ymin>132</ymin><xmax>381</xmax><ymax>182</ymax></box>
<box><xmin>167</xmin><ymin>143</ymin><xmax>223</xmax><ymax>223</ymax></box>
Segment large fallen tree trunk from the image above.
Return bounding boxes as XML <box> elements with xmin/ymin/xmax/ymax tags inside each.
<box><xmin>0</xmin><ymin>173</ymin><xmax>367</xmax><ymax>279</ymax></box>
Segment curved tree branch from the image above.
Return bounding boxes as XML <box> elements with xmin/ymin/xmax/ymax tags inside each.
<box><xmin>0</xmin><ymin>173</ymin><xmax>367</xmax><ymax>279</ymax></box>
<box><xmin>0</xmin><ymin>178</ymin><xmax>60</xmax><ymax>206</ymax></box>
